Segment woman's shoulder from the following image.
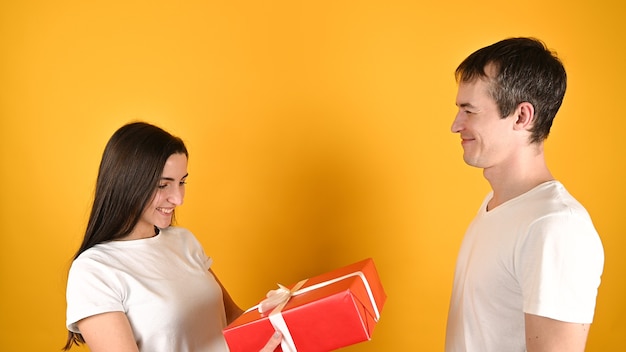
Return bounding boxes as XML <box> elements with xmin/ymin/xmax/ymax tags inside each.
<box><xmin>161</xmin><ymin>225</ymin><xmax>195</xmax><ymax>238</ymax></box>
<box><xmin>69</xmin><ymin>243</ymin><xmax>123</xmax><ymax>277</ymax></box>
<box><xmin>161</xmin><ymin>226</ymin><xmax>204</xmax><ymax>247</ymax></box>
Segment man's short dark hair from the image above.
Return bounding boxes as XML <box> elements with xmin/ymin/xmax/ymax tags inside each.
<box><xmin>456</xmin><ymin>37</ymin><xmax>567</xmax><ymax>143</ymax></box>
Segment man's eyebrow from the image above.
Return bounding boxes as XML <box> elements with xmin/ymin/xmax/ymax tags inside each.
<box><xmin>161</xmin><ymin>173</ymin><xmax>189</xmax><ymax>181</ymax></box>
<box><xmin>457</xmin><ymin>102</ymin><xmax>476</xmax><ymax>108</ymax></box>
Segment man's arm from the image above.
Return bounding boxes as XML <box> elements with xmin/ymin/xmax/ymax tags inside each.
<box><xmin>525</xmin><ymin>313</ymin><xmax>590</xmax><ymax>352</ymax></box>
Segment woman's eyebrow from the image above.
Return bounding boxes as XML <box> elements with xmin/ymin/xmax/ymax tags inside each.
<box><xmin>160</xmin><ymin>173</ymin><xmax>189</xmax><ymax>181</ymax></box>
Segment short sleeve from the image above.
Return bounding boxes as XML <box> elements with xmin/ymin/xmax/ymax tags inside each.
<box><xmin>205</xmin><ymin>256</ymin><xmax>213</xmax><ymax>271</ymax></box>
<box><xmin>66</xmin><ymin>257</ymin><xmax>126</xmax><ymax>332</ymax></box>
<box><xmin>181</xmin><ymin>228</ymin><xmax>212</xmax><ymax>271</ymax></box>
<box><xmin>518</xmin><ymin>211</ymin><xmax>604</xmax><ymax>323</ymax></box>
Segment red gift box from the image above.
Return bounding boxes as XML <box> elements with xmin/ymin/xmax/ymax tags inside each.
<box><xmin>222</xmin><ymin>258</ymin><xmax>386</xmax><ymax>352</ymax></box>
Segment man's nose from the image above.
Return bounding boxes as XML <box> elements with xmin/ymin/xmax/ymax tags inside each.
<box><xmin>451</xmin><ymin>112</ymin><xmax>464</xmax><ymax>133</ymax></box>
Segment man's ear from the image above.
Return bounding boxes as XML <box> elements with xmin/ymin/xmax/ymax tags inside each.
<box><xmin>513</xmin><ymin>101</ymin><xmax>535</xmax><ymax>131</ymax></box>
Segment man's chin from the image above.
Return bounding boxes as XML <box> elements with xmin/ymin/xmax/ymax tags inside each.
<box><xmin>463</xmin><ymin>158</ymin><xmax>485</xmax><ymax>169</ymax></box>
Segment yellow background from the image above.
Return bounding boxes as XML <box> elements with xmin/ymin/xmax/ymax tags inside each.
<box><xmin>1</xmin><ymin>1</ymin><xmax>624</xmax><ymax>351</ymax></box>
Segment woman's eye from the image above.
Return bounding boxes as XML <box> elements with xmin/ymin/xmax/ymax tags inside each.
<box><xmin>158</xmin><ymin>184</ymin><xmax>168</xmax><ymax>189</ymax></box>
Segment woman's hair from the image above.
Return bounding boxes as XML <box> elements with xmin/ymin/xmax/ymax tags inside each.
<box><xmin>455</xmin><ymin>37</ymin><xmax>567</xmax><ymax>144</ymax></box>
<box><xmin>63</xmin><ymin>121</ymin><xmax>188</xmax><ymax>350</ymax></box>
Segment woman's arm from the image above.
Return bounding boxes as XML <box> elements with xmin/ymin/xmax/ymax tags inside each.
<box><xmin>210</xmin><ymin>268</ymin><xmax>244</xmax><ymax>324</ymax></box>
<box><xmin>76</xmin><ymin>311</ymin><xmax>139</xmax><ymax>352</ymax></box>
<box><xmin>211</xmin><ymin>269</ymin><xmax>283</xmax><ymax>351</ymax></box>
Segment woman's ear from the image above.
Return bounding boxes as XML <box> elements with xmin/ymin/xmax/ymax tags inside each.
<box><xmin>513</xmin><ymin>101</ymin><xmax>535</xmax><ymax>131</ymax></box>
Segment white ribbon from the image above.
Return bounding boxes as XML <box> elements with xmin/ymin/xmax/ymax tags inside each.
<box><xmin>265</xmin><ymin>279</ymin><xmax>308</xmax><ymax>352</ymax></box>
<box><xmin>246</xmin><ymin>271</ymin><xmax>381</xmax><ymax>352</ymax></box>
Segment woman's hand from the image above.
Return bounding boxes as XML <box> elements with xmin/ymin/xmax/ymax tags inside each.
<box><xmin>259</xmin><ymin>331</ymin><xmax>282</xmax><ymax>352</ymax></box>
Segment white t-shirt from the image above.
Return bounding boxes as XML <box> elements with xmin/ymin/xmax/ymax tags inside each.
<box><xmin>66</xmin><ymin>226</ymin><xmax>230</xmax><ymax>352</ymax></box>
<box><xmin>445</xmin><ymin>181</ymin><xmax>604</xmax><ymax>352</ymax></box>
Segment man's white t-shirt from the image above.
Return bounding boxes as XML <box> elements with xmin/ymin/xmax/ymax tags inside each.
<box><xmin>445</xmin><ymin>181</ymin><xmax>604</xmax><ymax>352</ymax></box>
<box><xmin>66</xmin><ymin>226</ymin><xmax>230</xmax><ymax>351</ymax></box>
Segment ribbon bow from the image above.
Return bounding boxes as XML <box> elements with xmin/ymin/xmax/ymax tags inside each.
<box><xmin>246</xmin><ymin>272</ymin><xmax>380</xmax><ymax>352</ymax></box>
<box><xmin>258</xmin><ymin>281</ymin><xmax>306</xmax><ymax>314</ymax></box>
<box><xmin>253</xmin><ymin>279</ymin><xmax>308</xmax><ymax>352</ymax></box>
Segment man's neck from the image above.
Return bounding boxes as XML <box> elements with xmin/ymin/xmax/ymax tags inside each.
<box><xmin>483</xmin><ymin>146</ymin><xmax>553</xmax><ymax>211</ymax></box>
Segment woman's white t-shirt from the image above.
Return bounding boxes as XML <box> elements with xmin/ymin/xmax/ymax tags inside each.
<box><xmin>66</xmin><ymin>226</ymin><xmax>229</xmax><ymax>351</ymax></box>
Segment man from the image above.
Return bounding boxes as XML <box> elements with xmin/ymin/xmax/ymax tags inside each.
<box><xmin>446</xmin><ymin>37</ymin><xmax>604</xmax><ymax>351</ymax></box>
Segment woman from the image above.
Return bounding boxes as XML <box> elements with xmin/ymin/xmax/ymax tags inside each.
<box><xmin>64</xmin><ymin>122</ymin><xmax>280</xmax><ymax>351</ymax></box>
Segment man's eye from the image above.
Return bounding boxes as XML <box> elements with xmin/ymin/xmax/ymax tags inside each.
<box><xmin>179</xmin><ymin>181</ymin><xmax>187</xmax><ymax>186</ymax></box>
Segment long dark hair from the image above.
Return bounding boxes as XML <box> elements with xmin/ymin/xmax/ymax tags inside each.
<box><xmin>63</xmin><ymin>121</ymin><xmax>188</xmax><ymax>350</ymax></box>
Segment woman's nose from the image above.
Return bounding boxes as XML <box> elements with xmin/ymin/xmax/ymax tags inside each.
<box><xmin>168</xmin><ymin>186</ymin><xmax>184</xmax><ymax>205</ymax></box>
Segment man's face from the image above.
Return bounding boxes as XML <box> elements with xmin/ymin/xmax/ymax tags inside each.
<box><xmin>451</xmin><ymin>75</ymin><xmax>517</xmax><ymax>170</ymax></box>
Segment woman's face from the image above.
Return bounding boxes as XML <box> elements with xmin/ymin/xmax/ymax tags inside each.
<box><xmin>131</xmin><ymin>153</ymin><xmax>188</xmax><ymax>239</ymax></box>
